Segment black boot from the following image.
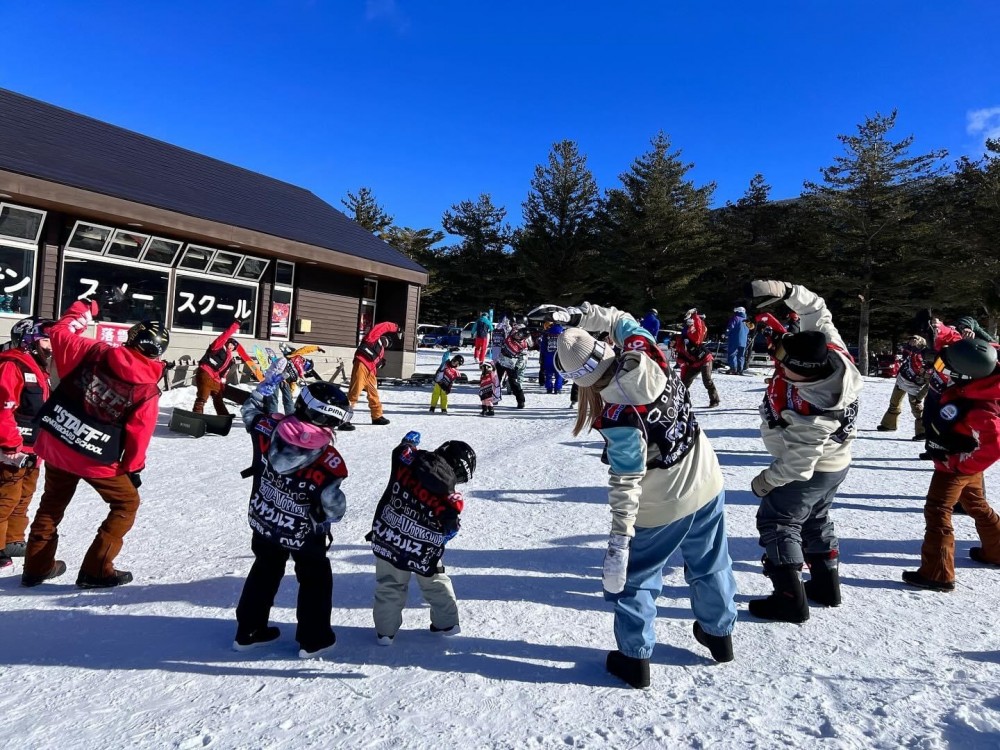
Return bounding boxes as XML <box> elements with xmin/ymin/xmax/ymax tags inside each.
<box><xmin>693</xmin><ymin>622</ymin><xmax>734</xmax><ymax>663</ymax></box>
<box><xmin>606</xmin><ymin>650</ymin><xmax>650</xmax><ymax>689</ymax></box>
<box><xmin>748</xmin><ymin>563</ymin><xmax>809</xmax><ymax>623</ymax></box>
<box><xmin>804</xmin><ymin>551</ymin><xmax>841</xmax><ymax>607</ymax></box>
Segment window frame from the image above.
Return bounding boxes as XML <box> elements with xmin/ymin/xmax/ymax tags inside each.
<box><xmin>66</xmin><ymin>220</ymin><xmax>115</xmax><ymax>255</ymax></box>
<box><xmin>234</xmin><ymin>255</ymin><xmax>270</xmax><ymax>282</ymax></box>
<box><xmin>140</xmin><ymin>236</ymin><xmax>183</xmax><ymax>267</ymax></box>
<box><xmin>104</xmin><ymin>228</ymin><xmax>150</xmax><ymax>261</ymax></box>
<box><xmin>0</xmin><ymin>241</ymin><xmax>39</xmax><ymax>319</ymax></box>
<box><xmin>58</xmin><ymin>250</ymin><xmax>173</xmax><ymax>326</ymax></box>
<box><xmin>177</xmin><ymin>244</ymin><xmax>217</xmax><ymax>272</ymax></box>
<box><xmin>171</xmin><ymin>268</ymin><xmax>259</xmax><ymax>337</ymax></box>
<box><xmin>0</xmin><ymin>203</ymin><xmax>47</xmax><ymax>246</ymax></box>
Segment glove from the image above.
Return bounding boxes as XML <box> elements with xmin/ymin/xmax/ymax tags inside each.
<box><xmin>748</xmin><ymin>280</ymin><xmax>793</xmax><ymax>308</ymax></box>
<box><xmin>442</xmin><ymin>517</ymin><xmax>461</xmax><ymax>543</ymax></box>
<box><xmin>100</xmin><ymin>286</ymin><xmax>126</xmax><ymax>306</ymax></box>
<box><xmin>127</xmin><ymin>471</ymin><xmax>142</xmax><ymax>489</ymax></box>
<box><xmin>254</xmin><ymin>357</ymin><xmax>288</xmax><ymax>397</ymax></box>
<box><xmin>376</xmin><ymin>359</ymin><xmax>387</xmax><ymax>370</ymax></box>
<box><xmin>751</xmin><ymin>472</ymin><xmax>775</xmax><ymax>498</ymax></box>
<box><xmin>67</xmin><ymin>300</ymin><xmax>98</xmax><ymax>333</ymax></box>
<box><xmin>526</xmin><ymin>304</ymin><xmax>584</xmax><ymax>326</ymax></box>
<box><xmin>602</xmin><ymin>533</ymin><xmax>630</xmax><ymax>594</ymax></box>
<box><xmin>0</xmin><ymin>451</ymin><xmax>33</xmax><ymax>469</ymax></box>
<box><xmin>403</xmin><ymin>430</ymin><xmax>421</xmax><ymax>446</ymax></box>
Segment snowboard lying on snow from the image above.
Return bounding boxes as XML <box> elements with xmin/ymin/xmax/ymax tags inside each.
<box><xmin>168</xmin><ymin>409</ymin><xmax>234</xmax><ymax>438</ymax></box>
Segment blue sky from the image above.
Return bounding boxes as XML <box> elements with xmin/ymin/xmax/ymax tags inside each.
<box><xmin>1</xmin><ymin>1</ymin><xmax>998</xmax><ymax>238</ymax></box>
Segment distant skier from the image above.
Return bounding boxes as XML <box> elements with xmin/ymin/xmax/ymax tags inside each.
<box><xmin>368</xmin><ymin>432</ymin><xmax>475</xmax><ymax>645</ymax></box>
<box><xmin>473</xmin><ymin>310</ymin><xmax>493</xmax><ymax>365</ymax></box>
<box><xmin>343</xmin><ymin>321</ymin><xmax>402</xmax><ymax>430</ymax></box>
<box><xmin>640</xmin><ymin>309</ymin><xmax>660</xmax><ymax>340</ymax></box>
<box><xmin>672</xmin><ymin>309</ymin><xmax>720</xmax><ymax>407</ymax></box>
<box><xmin>479</xmin><ymin>361</ymin><xmax>501</xmax><ymax>416</ymax></box>
<box><xmin>430</xmin><ymin>354</ymin><xmax>464</xmax><ymax>414</ymax></box>
<box><xmin>233</xmin><ymin>368</ymin><xmax>353</xmax><ymax>658</ymax></box>
<box><xmin>495</xmin><ymin>323</ymin><xmax>532</xmax><ymax>409</ymax></box>
<box><xmin>725</xmin><ymin>306</ymin><xmax>749</xmax><ymax>375</ymax></box>
<box><xmin>540</xmin><ymin>321</ymin><xmax>565</xmax><ymax>394</ymax></box>
<box><xmin>877</xmin><ymin>334</ymin><xmax>930</xmax><ymax>440</ymax></box>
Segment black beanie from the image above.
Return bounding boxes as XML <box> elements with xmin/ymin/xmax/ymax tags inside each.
<box><xmin>775</xmin><ymin>331</ymin><xmax>834</xmax><ymax>378</ymax></box>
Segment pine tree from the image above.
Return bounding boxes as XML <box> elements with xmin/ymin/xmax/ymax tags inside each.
<box><xmin>599</xmin><ymin>132</ymin><xmax>715</xmax><ymax>316</ymax></box>
<box><xmin>342</xmin><ymin>187</ymin><xmax>394</xmax><ymax>237</ymax></box>
<box><xmin>440</xmin><ymin>194</ymin><xmax>514</xmax><ymax>318</ymax></box>
<box><xmin>803</xmin><ymin>110</ymin><xmax>946</xmax><ymax>375</ymax></box>
<box><xmin>515</xmin><ymin>140</ymin><xmax>600</xmax><ymax>303</ymax></box>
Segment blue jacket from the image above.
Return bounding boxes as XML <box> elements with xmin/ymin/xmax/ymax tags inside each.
<box><xmin>475</xmin><ymin>313</ymin><xmax>494</xmax><ymax>339</ymax></box>
<box><xmin>726</xmin><ymin>312</ymin><xmax>748</xmax><ymax>349</ymax></box>
<box><xmin>640</xmin><ymin>313</ymin><xmax>660</xmax><ymax>339</ymax></box>
<box><xmin>541</xmin><ymin>323</ymin><xmax>564</xmax><ymax>363</ymax></box>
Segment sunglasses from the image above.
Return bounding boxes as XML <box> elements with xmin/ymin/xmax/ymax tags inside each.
<box><xmin>556</xmin><ymin>340</ymin><xmax>607</xmax><ymax>379</ymax></box>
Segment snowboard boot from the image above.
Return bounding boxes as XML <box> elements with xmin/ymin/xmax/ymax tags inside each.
<box><xmin>21</xmin><ymin>560</ymin><xmax>67</xmax><ymax>587</ymax></box>
<box><xmin>338</xmin><ymin>422</ymin><xmax>356</xmax><ymax>431</ymax></box>
<box><xmin>376</xmin><ymin>632</ymin><xmax>395</xmax><ymax>646</ymax></box>
<box><xmin>0</xmin><ymin>551</ymin><xmax>11</xmax><ymax>569</ymax></box>
<box><xmin>877</xmin><ymin>409</ymin><xmax>900</xmax><ymax>432</ymax></box>
<box><xmin>693</xmin><ymin>622</ymin><xmax>734</xmax><ymax>663</ymax></box>
<box><xmin>430</xmin><ymin>623</ymin><xmax>461</xmax><ymax>636</ymax></box>
<box><xmin>372</xmin><ymin>416</ymin><xmax>391</xmax><ymax>426</ymax></box>
<box><xmin>748</xmin><ymin>562</ymin><xmax>809</xmax><ymax>623</ymax></box>
<box><xmin>233</xmin><ymin>625</ymin><xmax>281</xmax><ymax>652</ymax></box>
<box><xmin>480</xmin><ymin>406</ymin><xmax>488</xmax><ymax>417</ymax></box>
<box><xmin>76</xmin><ymin>569</ymin><xmax>133</xmax><ymax>589</ymax></box>
<box><xmin>487</xmin><ymin>407</ymin><xmax>495</xmax><ymax>416</ymax></box>
<box><xmin>606</xmin><ymin>650</ymin><xmax>650</xmax><ymax>689</ymax></box>
<box><xmin>4</xmin><ymin>541</ymin><xmax>26</xmax><ymax>557</ymax></box>
<box><xmin>429</xmin><ymin>406</ymin><xmax>435</xmax><ymax>413</ymax></box>
<box><xmin>804</xmin><ymin>551</ymin><xmax>841</xmax><ymax>607</ymax></box>
<box><xmin>440</xmin><ymin>409</ymin><xmax>448</xmax><ymax>415</ymax></box>
<box><xmin>901</xmin><ymin>570</ymin><xmax>955</xmax><ymax>592</ymax></box>
<box><xmin>298</xmin><ymin>632</ymin><xmax>337</xmax><ymax>659</ymax></box>
<box><xmin>970</xmin><ymin>547</ymin><xmax>1000</xmax><ymax>567</ymax></box>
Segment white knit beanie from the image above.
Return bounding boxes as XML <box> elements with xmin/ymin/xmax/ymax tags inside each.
<box><xmin>556</xmin><ymin>328</ymin><xmax>616</xmax><ymax>387</ymax></box>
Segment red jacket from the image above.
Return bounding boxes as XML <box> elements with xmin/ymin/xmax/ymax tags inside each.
<box><xmin>672</xmin><ymin>315</ymin><xmax>711</xmax><ymax>374</ymax></box>
<box><xmin>0</xmin><ymin>348</ymin><xmax>51</xmax><ymax>454</ymax></box>
<box><xmin>197</xmin><ymin>320</ymin><xmax>241</xmax><ymax>384</ymax></box>
<box><xmin>929</xmin><ymin>371</ymin><xmax>1000</xmax><ymax>475</ymax></box>
<box><xmin>354</xmin><ymin>321</ymin><xmax>400</xmax><ymax>374</ymax></box>
<box><xmin>34</xmin><ymin>300</ymin><xmax>163</xmax><ymax>478</ymax></box>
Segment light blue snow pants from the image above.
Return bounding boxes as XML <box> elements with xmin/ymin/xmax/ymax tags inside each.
<box><xmin>606</xmin><ymin>491</ymin><xmax>738</xmax><ymax>660</ymax></box>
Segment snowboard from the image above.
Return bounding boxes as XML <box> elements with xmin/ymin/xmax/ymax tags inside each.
<box><xmin>223</xmin><ymin>384</ymin><xmax>253</xmax><ymax>405</ymax></box>
<box><xmin>253</xmin><ymin>345</ymin><xmax>272</xmax><ymax>377</ymax></box>
<box><xmin>168</xmin><ymin>408</ymin><xmax>234</xmax><ymax>438</ymax></box>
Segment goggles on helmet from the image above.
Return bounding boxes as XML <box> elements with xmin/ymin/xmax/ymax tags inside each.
<box><xmin>556</xmin><ymin>340</ymin><xmax>608</xmax><ymax>380</ymax></box>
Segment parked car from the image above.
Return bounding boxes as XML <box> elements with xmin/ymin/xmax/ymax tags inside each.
<box><xmin>420</xmin><ymin>325</ymin><xmax>461</xmax><ymax>348</ymax></box>
<box><xmin>460</xmin><ymin>321</ymin><xmax>477</xmax><ymax>347</ymax></box>
<box><xmin>416</xmin><ymin>323</ymin><xmax>443</xmax><ymax>341</ymax></box>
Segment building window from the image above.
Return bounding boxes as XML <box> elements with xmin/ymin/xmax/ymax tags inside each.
<box><xmin>0</xmin><ymin>244</ymin><xmax>37</xmax><ymax>316</ymax></box>
<box><xmin>358</xmin><ymin>277</ymin><xmax>377</xmax><ymax>343</ymax></box>
<box><xmin>178</xmin><ymin>245</ymin><xmax>215</xmax><ymax>272</ymax></box>
<box><xmin>0</xmin><ymin>204</ymin><xmax>46</xmax><ymax>244</ymax></box>
<box><xmin>60</xmin><ymin>254</ymin><xmax>169</xmax><ymax>325</ymax></box>
<box><xmin>275</xmin><ymin>260</ymin><xmax>295</xmax><ymax>287</ymax></box>
<box><xmin>142</xmin><ymin>237</ymin><xmax>182</xmax><ymax>266</ymax></box>
<box><xmin>105</xmin><ymin>229</ymin><xmax>148</xmax><ymax>261</ymax></box>
<box><xmin>208</xmin><ymin>250</ymin><xmax>241</xmax><ymax>277</ymax></box>
<box><xmin>66</xmin><ymin>221</ymin><xmax>113</xmax><ymax>254</ymax></box>
<box><xmin>173</xmin><ymin>274</ymin><xmax>256</xmax><ymax>335</ymax></box>
<box><xmin>235</xmin><ymin>256</ymin><xmax>269</xmax><ymax>282</ymax></box>
<box><xmin>270</xmin><ymin>287</ymin><xmax>292</xmax><ymax>340</ymax></box>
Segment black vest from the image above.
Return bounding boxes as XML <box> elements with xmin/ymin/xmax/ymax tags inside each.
<box><xmin>247</xmin><ymin>416</ymin><xmax>348</xmax><ymax>551</ymax></box>
<box><xmin>37</xmin><ymin>351</ymin><xmax>159</xmax><ymax>464</ymax></box>
<box><xmin>369</xmin><ymin>445</ymin><xmax>457</xmax><ymax>576</ymax></box>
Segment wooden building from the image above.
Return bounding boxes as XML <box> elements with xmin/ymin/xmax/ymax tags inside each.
<box><xmin>0</xmin><ymin>88</ymin><xmax>427</xmax><ymax>382</ymax></box>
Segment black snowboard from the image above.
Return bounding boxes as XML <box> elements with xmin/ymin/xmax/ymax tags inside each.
<box><xmin>168</xmin><ymin>408</ymin><xmax>234</xmax><ymax>438</ymax></box>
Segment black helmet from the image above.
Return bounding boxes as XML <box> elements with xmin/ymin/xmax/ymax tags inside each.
<box><xmin>511</xmin><ymin>325</ymin><xmax>529</xmax><ymax>341</ymax></box>
<box><xmin>434</xmin><ymin>440</ymin><xmax>476</xmax><ymax>484</ymax></box>
<box><xmin>450</xmin><ymin>354</ymin><xmax>466</xmax><ymax>367</ymax></box>
<box><xmin>942</xmin><ymin>339</ymin><xmax>998</xmax><ymax>380</ymax></box>
<box><xmin>294</xmin><ymin>381</ymin><xmax>353</xmax><ymax>428</ymax></box>
<box><xmin>10</xmin><ymin>317</ymin><xmax>53</xmax><ymax>349</ymax></box>
<box><xmin>125</xmin><ymin>320</ymin><xmax>169</xmax><ymax>358</ymax></box>
<box><xmin>226</xmin><ymin>338</ymin><xmax>239</xmax><ymax>350</ymax></box>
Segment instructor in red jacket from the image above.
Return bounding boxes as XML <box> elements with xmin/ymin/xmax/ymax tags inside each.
<box><xmin>0</xmin><ymin>318</ymin><xmax>52</xmax><ymax>569</ymax></box>
<box><xmin>342</xmin><ymin>321</ymin><xmax>401</xmax><ymax>430</ymax></box>
<box><xmin>22</xmin><ymin>299</ymin><xmax>167</xmax><ymax>589</ymax></box>
<box><xmin>194</xmin><ymin>319</ymin><xmax>241</xmax><ymax>415</ymax></box>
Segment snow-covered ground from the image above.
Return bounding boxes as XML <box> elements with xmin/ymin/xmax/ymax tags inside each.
<box><xmin>2</xmin><ymin>348</ymin><xmax>999</xmax><ymax>750</ymax></box>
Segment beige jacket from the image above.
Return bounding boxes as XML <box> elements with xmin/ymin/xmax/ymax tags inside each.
<box><xmin>759</xmin><ymin>285</ymin><xmax>864</xmax><ymax>487</ymax></box>
<box><xmin>578</xmin><ymin>304</ymin><xmax>725</xmax><ymax>537</ymax></box>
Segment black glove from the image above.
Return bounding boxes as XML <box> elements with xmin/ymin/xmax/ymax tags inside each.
<box><xmin>376</xmin><ymin>359</ymin><xmax>387</xmax><ymax>370</ymax></box>
<box><xmin>101</xmin><ymin>286</ymin><xmax>126</xmax><ymax>306</ymax></box>
<box><xmin>127</xmin><ymin>471</ymin><xmax>142</xmax><ymax>489</ymax></box>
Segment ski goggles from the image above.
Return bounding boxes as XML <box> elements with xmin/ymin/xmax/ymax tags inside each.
<box><xmin>933</xmin><ymin>356</ymin><xmax>971</xmax><ymax>382</ymax></box>
<box><xmin>556</xmin><ymin>339</ymin><xmax>609</xmax><ymax>380</ymax></box>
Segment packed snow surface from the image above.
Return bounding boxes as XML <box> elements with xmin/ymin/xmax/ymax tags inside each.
<box><xmin>2</xmin><ymin>349</ymin><xmax>999</xmax><ymax>749</ymax></box>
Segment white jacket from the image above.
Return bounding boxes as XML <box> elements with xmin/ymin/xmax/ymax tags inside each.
<box><xmin>759</xmin><ymin>285</ymin><xmax>864</xmax><ymax>487</ymax></box>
